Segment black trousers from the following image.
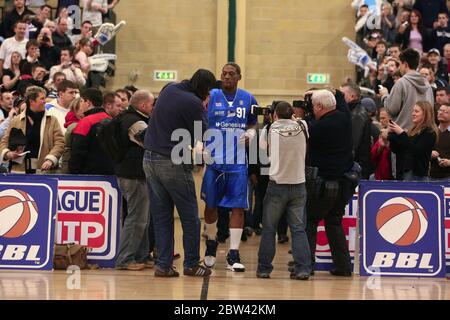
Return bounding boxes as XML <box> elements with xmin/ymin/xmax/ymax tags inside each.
<box><xmin>306</xmin><ymin>178</ymin><xmax>354</xmax><ymax>272</ymax></box>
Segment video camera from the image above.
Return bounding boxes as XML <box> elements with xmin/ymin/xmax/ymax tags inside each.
<box><xmin>251</xmin><ymin>94</ymin><xmax>315</xmax><ymax>119</ymax></box>
<box><xmin>251</xmin><ymin>101</ymin><xmax>278</xmax><ymax>116</ymax></box>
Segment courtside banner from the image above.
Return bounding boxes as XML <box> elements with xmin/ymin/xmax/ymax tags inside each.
<box><xmin>0</xmin><ymin>176</ymin><xmax>58</xmax><ymax>270</ymax></box>
<box><xmin>7</xmin><ymin>174</ymin><xmax>122</xmax><ymax>268</ymax></box>
<box><xmin>314</xmin><ymin>190</ymin><xmax>358</xmax><ymax>271</ymax></box>
<box><xmin>359</xmin><ymin>181</ymin><xmax>446</xmax><ymax>277</ymax></box>
<box><xmin>54</xmin><ymin>175</ymin><xmax>121</xmax><ymax>268</ymax></box>
<box><xmin>445</xmin><ymin>186</ymin><xmax>450</xmax><ymax>274</ymax></box>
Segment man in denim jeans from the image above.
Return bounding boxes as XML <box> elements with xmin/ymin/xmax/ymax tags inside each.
<box><xmin>143</xmin><ymin>69</ymin><xmax>216</xmax><ymax>277</ymax></box>
<box><xmin>256</xmin><ymin>101</ymin><xmax>311</xmax><ymax>280</ymax></box>
<box><xmin>114</xmin><ymin>90</ymin><xmax>154</xmax><ymax>271</ymax></box>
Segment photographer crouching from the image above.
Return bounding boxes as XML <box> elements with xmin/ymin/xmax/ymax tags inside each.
<box><xmin>305</xmin><ymin>89</ymin><xmax>360</xmax><ymax>277</ymax></box>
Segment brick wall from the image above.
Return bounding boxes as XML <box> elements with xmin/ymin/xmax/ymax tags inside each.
<box><xmin>110</xmin><ymin>0</ymin><xmax>355</xmax><ymax>105</ymax></box>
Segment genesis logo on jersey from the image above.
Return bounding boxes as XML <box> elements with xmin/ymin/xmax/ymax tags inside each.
<box><xmin>0</xmin><ymin>178</ymin><xmax>57</xmax><ymax>270</ymax></box>
<box><xmin>360</xmin><ymin>181</ymin><xmax>446</xmax><ymax>278</ymax></box>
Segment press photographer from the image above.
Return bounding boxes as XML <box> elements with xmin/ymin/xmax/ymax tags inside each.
<box><xmin>304</xmin><ymin>89</ymin><xmax>360</xmax><ymax>277</ymax></box>
<box><xmin>257</xmin><ymin>101</ymin><xmax>311</xmax><ymax>280</ymax></box>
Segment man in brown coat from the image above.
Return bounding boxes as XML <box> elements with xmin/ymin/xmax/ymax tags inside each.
<box><xmin>0</xmin><ymin>86</ymin><xmax>65</xmax><ymax>173</ymax></box>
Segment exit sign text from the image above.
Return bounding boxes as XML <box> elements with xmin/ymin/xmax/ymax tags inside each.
<box><xmin>154</xmin><ymin>70</ymin><xmax>178</xmax><ymax>81</ymax></box>
<box><xmin>307</xmin><ymin>73</ymin><xmax>330</xmax><ymax>84</ymax></box>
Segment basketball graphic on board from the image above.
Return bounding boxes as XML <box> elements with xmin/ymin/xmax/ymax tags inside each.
<box><xmin>376</xmin><ymin>197</ymin><xmax>428</xmax><ymax>246</ymax></box>
<box><xmin>0</xmin><ymin>189</ymin><xmax>38</xmax><ymax>238</ymax></box>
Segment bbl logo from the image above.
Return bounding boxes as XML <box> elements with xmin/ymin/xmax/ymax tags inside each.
<box><xmin>376</xmin><ymin>197</ymin><xmax>428</xmax><ymax>246</ymax></box>
<box><xmin>360</xmin><ymin>182</ymin><xmax>446</xmax><ymax>278</ymax></box>
<box><xmin>0</xmin><ymin>178</ymin><xmax>57</xmax><ymax>270</ymax></box>
<box><xmin>0</xmin><ymin>190</ymin><xmax>39</xmax><ymax>238</ymax></box>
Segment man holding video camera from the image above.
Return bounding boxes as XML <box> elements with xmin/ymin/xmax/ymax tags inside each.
<box><xmin>305</xmin><ymin>89</ymin><xmax>357</xmax><ymax>277</ymax></box>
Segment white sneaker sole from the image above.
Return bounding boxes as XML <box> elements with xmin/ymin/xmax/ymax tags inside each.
<box><xmin>227</xmin><ymin>263</ymin><xmax>245</xmax><ymax>272</ymax></box>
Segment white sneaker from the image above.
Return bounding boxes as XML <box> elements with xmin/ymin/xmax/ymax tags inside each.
<box><xmin>226</xmin><ymin>250</ymin><xmax>245</xmax><ymax>272</ymax></box>
<box><xmin>204</xmin><ymin>255</ymin><xmax>216</xmax><ymax>268</ymax></box>
<box><xmin>204</xmin><ymin>240</ymin><xmax>218</xmax><ymax>268</ymax></box>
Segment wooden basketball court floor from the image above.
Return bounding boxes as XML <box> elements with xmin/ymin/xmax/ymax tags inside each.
<box><xmin>0</xmin><ymin>219</ymin><xmax>449</xmax><ymax>300</ymax></box>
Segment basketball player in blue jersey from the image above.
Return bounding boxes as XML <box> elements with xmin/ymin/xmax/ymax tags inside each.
<box><xmin>201</xmin><ymin>63</ymin><xmax>257</xmax><ymax>272</ymax></box>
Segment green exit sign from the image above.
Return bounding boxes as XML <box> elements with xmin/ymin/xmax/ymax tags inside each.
<box><xmin>154</xmin><ymin>70</ymin><xmax>178</xmax><ymax>81</ymax></box>
<box><xmin>307</xmin><ymin>73</ymin><xmax>330</xmax><ymax>84</ymax></box>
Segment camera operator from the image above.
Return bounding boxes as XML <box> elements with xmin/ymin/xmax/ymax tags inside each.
<box><xmin>256</xmin><ymin>101</ymin><xmax>311</xmax><ymax>280</ymax></box>
<box><xmin>305</xmin><ymin>89</ymin><xmax>357</xmax><ymax>277</ymax></box>
<box><xmin>36</xmin><ymin>27</ymin><xmax>60</xmax><ymax>71</ymax></box>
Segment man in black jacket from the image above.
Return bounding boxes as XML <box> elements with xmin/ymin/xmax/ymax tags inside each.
<box><xmin>114</xmin><ymin>90</ymin><xmax>155</xmax><ymax>271</ymax></box>
<box><xmin>1</xmin><ymin>0</ymin><xmax>35</xmax><ymax>39</ymax></box>
<box><xmin>413</xmin><ymin>0</ymin><xmax>449</xmax><ymax>30</ymax></box>
<box><xmin>432</xmin><ymin>12</ymin><xmax>450</xmax><ymax>56</ymax></box>
<box><xmin>37</xmin><ymin>27</ymin><xmax>61</xmax><ymax>70</ymax></box>
<box><xmin>69</xmin><ymin>88</ymin><xmax>113</xmax><ymax>175</ymax></box>
<box><xmin>52</xmin><ymin>17</ymin><xmax>73</xmax><ymax>50</ymax></box>
<box><xmin>341</xmin><ymin>83</ymin><xmax>372</xmax><ymax>179</ymax></box>
<box><xmin>143</xmin><ymin>69</ymin><xmax>216</xmax><ymax>278</ymax></box>
<box><xmin>306</xmin><ymin>89</ymin><xmax>355</xmax><ymax>277</ymax></box>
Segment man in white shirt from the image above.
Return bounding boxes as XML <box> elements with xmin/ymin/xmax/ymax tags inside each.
<box><xmin>49</xmin><ymin>47</ymin><xmax>86</xmax><ymax>87</ymax></box>
<box><xmin>0</xmin><ymin>21</ymin><xmax>29</xmax><ymax>77</ymax></box>
<box><xmin>70</xmin><ymin>20</ymin><xmax>93</xmax><ymax>46</ymax></box>
<box><xmin>46</xmin><ymin>79</ymin><xmax>79</xmax><ymax>134</ymax></box>
<box><xmin>82</xmin><ymin>0</ymin><xmax>108</xmax><ymax>28</ymax></box>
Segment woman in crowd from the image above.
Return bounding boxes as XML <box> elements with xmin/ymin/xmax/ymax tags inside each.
<box><xmin>75</xmin><ymin>38</ymin><xmax>93</xmax><ymax>78</ymax></box>
<box><xmin>388</xmin><ymin>101</ymin><xmax>438</xmax><ymax>181</ymax></box>
<box><xmin>2</xmin><ymin>52</ymin><xmax>23</xmax><ymax>92</ymax></box>
<box><xmin>396</xmin><ymin>9</ymin><xmax>431</xmax><ymax>54</ymax></box>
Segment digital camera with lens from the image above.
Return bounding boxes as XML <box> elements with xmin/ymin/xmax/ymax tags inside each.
<box><xmin>293</xmin><ymin>93</ymin><xmax>314</xmax><ymax>120</ymax></box>
<box><xmin>251</xmin><ymin>101</ymin><xmax>280</xmax><ymax>116</ymax></box>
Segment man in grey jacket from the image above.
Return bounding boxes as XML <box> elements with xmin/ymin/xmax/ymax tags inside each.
<box><xmin>380</xmin><ymin>48</ymin><xmax>434</xmax><ymax>130</ymax></box>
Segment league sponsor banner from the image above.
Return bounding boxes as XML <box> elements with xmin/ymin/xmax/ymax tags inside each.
<box><xmin>445</xmin><ymin>186</ymin><xmax>450</xmax><ymax>274</ymax></box>
<box><xmin>359</xmin><ymin>181</ymin><xmax>446</xmax><ymax>277</ymax></box>
<box><xmin>7</xmin><ymin>174</ymin><xmax>122</xmax><ymax>268</ymax></box>
<box><xmin>0</xmin><ymin>176</ymin><xmax>58</xmax><ymax>270</ymax></box>
<box><xmin>314</xmin><ymin>190</ymin><xmax>358</xmax><ymax>271</ymax></box>
<box><xmin>54</xmin><ymin>175</ymin><xmax>121</xmax><ymax>268</ymax></box>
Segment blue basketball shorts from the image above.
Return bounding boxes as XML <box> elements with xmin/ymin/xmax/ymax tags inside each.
<box><xmin>201</xmin><ymin>166</ymin><xmax>249</xmax><ymax>209</ymax></box>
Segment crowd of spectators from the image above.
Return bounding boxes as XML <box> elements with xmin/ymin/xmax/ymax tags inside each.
<box><xmin>347</xmin><ymin>0</ymin><xmax>450</xmax><ymax>181</ymax></box>
<box><xmin>0</xmin><ymin>0</ymin><xmax>121</xmax><ymax>96</ymax></box>
<box><xmin>0</xmin><ymin>0</ymin><xmax>128</xmax><ymax>175</ymax></box>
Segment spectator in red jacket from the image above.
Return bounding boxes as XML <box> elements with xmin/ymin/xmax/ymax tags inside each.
<box><xmin>371</xmin><ymin>128</ymin><xmax>393</xmax><ymax>180</ymax></box>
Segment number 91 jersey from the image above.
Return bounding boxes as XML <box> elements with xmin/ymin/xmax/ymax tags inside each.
<box><xmin>206</xmin><ymin>88</ymin><xmax>257</xmax><ymax>173</ymax></box>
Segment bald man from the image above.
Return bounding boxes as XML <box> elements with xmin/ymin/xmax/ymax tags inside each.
<box><xmin>114</xmin><ymin>90</ymin><xmax>155</xmax><ymax>271</ymax></box>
